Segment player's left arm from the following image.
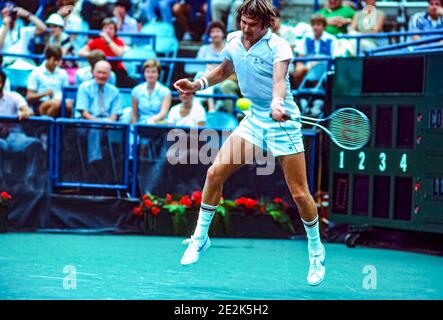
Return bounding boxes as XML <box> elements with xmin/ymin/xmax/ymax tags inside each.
<box><xmin>271</xmin><ymin>60</ymin><xmax>291</xmax><ymax>122</ymax></box>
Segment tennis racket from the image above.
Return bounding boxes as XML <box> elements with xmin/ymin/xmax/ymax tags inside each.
<box><xmin>271</xmin><ymin>107</ymin><xmax>371</xmax><ymax>150</ymax></box>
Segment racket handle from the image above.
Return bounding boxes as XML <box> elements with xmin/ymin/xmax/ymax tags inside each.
<box><xmin>269</xmin><ymin>112</ymin><xmax>291</xmax><ymax>121</ymax></box>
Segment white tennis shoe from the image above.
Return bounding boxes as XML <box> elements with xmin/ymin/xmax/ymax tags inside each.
<box><xmin>307</xmin><ymin>244</ymin><xmax>326</xmax><ymax>286</ymax></box>
<box><xmin>180</xmin><ymin>235</ymin><xmax>211</xmax><ymax>265</ymax></box>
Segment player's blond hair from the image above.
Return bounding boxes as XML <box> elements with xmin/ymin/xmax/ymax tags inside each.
<box><xmin>237</xmin><ymin>0</ymin><xmax>276</xmax><ymax>30</ymax></box>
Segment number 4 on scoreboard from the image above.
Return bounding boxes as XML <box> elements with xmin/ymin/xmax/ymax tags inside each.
<box><xmin>400</xmin><ymin>154</ymin><xmax>408</xmax><ymax>173</ymax></box>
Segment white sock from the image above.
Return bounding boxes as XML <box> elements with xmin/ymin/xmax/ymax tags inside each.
<box><xmin>193</xmin><ymin>203</ymin><xmax>217</xmax><ymax>240</ymax></box>
<box><xmin>302</xmin><ymin>216</ymin><xmax>323</xmax><ymax>254</ymax></box>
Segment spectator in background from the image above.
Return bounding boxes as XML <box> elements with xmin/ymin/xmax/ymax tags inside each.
<box><xmin>195</xmin><ymin>21</ymin><xmax>239</xmax><ymax>113</ymax></box>
<box><xmin>0</xmin><ymin>69</ymin><xmax>44</xmax><ymax>187</ymax></box>
<box><xmin>113</xmin><ymin>0</ymin><xmax>138</xmax><ymax>46</ymax></box>
<box><xmin>173</xmin><ymin>0</ymin><xmax>206</xmax><ymax>41</ymax></box>
<box><xmin>79</xmin><ymin>18</ymin><xmax>137</xmax><ymax>88</ymax></box>
<box><xmin>46</xmin><ymin>14</ymin><xmax>75</xmax><ymax>57</ymax></box>
<box><xmin>0</xmin><ymin>3</ymin><xmax>47</xmax><ymax>67</ymax></box>
<box><xmin>76</xmin><ymin>60</ymin><xmax>121</xmax><ymax>121</ymax></box>
<box><xmin>167</xmin><ymin>91</ymin><xmax>206</xmax><ymax>127</ymax></box>
<box><xmin>409</xmin><ymin>0</ymin><xmax>443</xmax><ymax>41</ymax></box>
<box><xmin>140</xmin><ymin>0</ymin><xmax>177</xmax><ymax>24</ymax></box>
<box><xmin>27</xmin><ymin>45</ymin><xmax>71</xmax><ymax>117</ymax></box>
<box><xmin>56</xmin><ymin>0</ymin><xmax>89</xmax><ymax>53</ymax></box>
<box><xmin>294</xmin><ymin>15</ymin><xmax>338</xmax><ymax>89</ymax></box>
<box><xmin>75</xmin><ymin>59</ymin><xmax>121</xmax><ymax>179</ymax></box>
<box><xmin>45</xmin><ymin>13</ymin><xmax>78</xmax><ymax>83</ymax></box>
<box><xmin>80</xmin><ymin>0</ymin><xmax>115</xmax><ymax>30</ymax></box>
<box><xmin>272</xmin><ymin>7</ymin><xmax>311</xmax><ymax>52</ymax></box>
<box><xmin>349</xmin><ymin>0</ymin><xmax>385</xmax><ymax>52</ymax></box>
<box><xmin>210</xmin><ymin>0</ymin><xmax>242</xmax><ymax>32</ymax></box>
<box><xmin>75</xmin><ymin>49</ymin><xmax>117</xmax><ymax>85</ymax></box>
<box><xmin>131</xmin><ymin>59</ymin><xmax>171</xmax><ymax>124</ymax></box>
<box><xmin>317</xmin><ymin>0</ymin><xmax>355</xmax><ymax>35</ymax></box>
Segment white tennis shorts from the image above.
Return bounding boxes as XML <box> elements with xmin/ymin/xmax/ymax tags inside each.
<box><xmin>232</xmin><ymin>108</ymin><xmax>305</xmax><ymax>157</ymax></box>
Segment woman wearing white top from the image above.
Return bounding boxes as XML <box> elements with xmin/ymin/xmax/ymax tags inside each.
<box><xmin>167</xmin><ymin>92</ymin><xmax>206</xmax><ymax>127</ymax></box>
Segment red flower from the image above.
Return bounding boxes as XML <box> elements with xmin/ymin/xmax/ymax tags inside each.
<box><xmin>245</xmin><ymin>198</ymin><xmax>258</xmax><ymax>209</ymax></box>
<box><xmin>179</xmin><ymin>195</ymin><xmax>192</xmax><ymax>207</ymax></box>
<box><xmin>151</xmin><ymin>207</ymin><xmax>160</xmax><ymax>217</ymax></box>
<box><xmin>259</xmin><ymin>206</ymin><xmax>265</xmax><ymax>213</ymax></box>
<box><xmin>191</xmin><ymin>191</ymin><xmax>202</xmax><ymax>205</ymax></box>
<box><xmin>132</xmin><ymin>206</ymin><xmax>143</xmax><ymax>217</ymax></box>
<box><xmin>166</xmin><ymin>194</ymin><xmax>172</xmax><ymax>202</ymax></box>
<box><xmin>143</xmin><ymin>199</ymin><xmax>153</xmax><ymax>208</ymax></box>
<box><xmin>142</xmin><ymin>194</ymin><xmax>150</xmax><ymax>200</ymax></box>
<box><xmin>274</xmin><ymin>197</ymin><xmax>283</xmax><ymax>204</ymax></box>
<box><xmin>283</xmin><ymin>202</ymin><xmax>289</xmax><ymax>210</ymax></box>
<box><xmin>234</xmin><ymin>197</ymin><xmax>248</xmax><ymax>206</ymax></box>
<box><xmin>1</xmin><ymin>192</ymin><xmax>11</xmax><ymax>200</ymax></box>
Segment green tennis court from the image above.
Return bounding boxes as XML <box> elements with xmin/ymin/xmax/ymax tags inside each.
<box><xmin>0</xmin><ymin>233</ymin><xmax>442</xmax><ymax>300</ymax></box>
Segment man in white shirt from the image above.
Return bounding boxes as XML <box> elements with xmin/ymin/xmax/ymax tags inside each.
<box><xmin>167</xmin><ymin>92</ymin><xmax>206</xmax><ymax>127</ymax></box>
<box><xmin>0</xmin><ymin>69</ymin><xmax>43</xmax><ymax>187</ymax></box>
<box><xmin>0</xmin><ymin>4</ymin><xmax>47</xmax><ymax>66</ymax></box>
<box><xmin>174</xmin><ymin>0</ymin><xmax>325</xmax><ymax>287</ymax></box>
<box><xmin>26</xmin><ymin>45</ymin><xmax>70</xmax><ymax>117</ymax></box>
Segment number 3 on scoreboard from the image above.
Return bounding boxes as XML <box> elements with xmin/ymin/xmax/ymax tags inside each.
<box><xmin>400</xmin><ymin>154</ymin><xmax>408</xmax><ymax>173</ymax></box>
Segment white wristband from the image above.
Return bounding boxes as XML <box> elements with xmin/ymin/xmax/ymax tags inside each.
<box><xmin>198</xmin><ymin>77</ymin><xmax>209</xmax><ymax>91</ymax></box>
<box><xmin>271</xmin><ymin>97</ymin><xmax>284</xmax><ymax>108</ymax></box>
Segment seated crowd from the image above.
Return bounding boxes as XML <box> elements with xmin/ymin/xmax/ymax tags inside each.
<box><xmin>0</xmin><ymin>0</ymin><xmax>442</xmax><ymax>125</ymax></box>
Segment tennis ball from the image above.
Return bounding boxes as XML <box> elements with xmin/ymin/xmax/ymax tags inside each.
<box><xmin>236</xmin><ymin>98</ymin><xmax>252</xmax><ymax>111</ymax></box>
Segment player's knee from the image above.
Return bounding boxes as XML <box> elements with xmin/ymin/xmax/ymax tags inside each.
<box><xmin>292</xmin><ymin>190</ymin><xmax>311</xmax><ymax>206</ymax></box>
<box><xmin>206</xmin><ymin>165</ymin><xmax>224</xmax><ymax>185</ymax></box>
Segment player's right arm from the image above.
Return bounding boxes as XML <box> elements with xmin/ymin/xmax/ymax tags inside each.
<box><xmin>174</xmin><ymin>59</ymin><xmax>234</xmax><ymax>96</ymax></box>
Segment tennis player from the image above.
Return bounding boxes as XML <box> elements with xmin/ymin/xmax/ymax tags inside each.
<box><xmin>174</xmin><ymin>0</ymin><xmax>325</xmax><ymax>286</ymax></box>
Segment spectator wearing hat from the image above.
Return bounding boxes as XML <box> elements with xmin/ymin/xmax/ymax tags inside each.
<box><xmin>113</xmin><ymin>0</ymin><xmax>138</xmax><ymax>45</ymax></box>
<box><xmin>26</xmin><ymin>45</ymin><xmax>71</xmax><ymax>117</ymax></box>
<box><xmin>294</xmin><ymin>14</ymin><xmax>338</xmax><ymax>87</ymax></box>
<box><xmin>0</xmin><ymin>3</ymin><xmax>47</xmax><ymax>66</ymax></box>
<box><xmin>79</xmin><ymin>18</ymin><xmax>137</xmax><ymax>88</ymax></box>
<box><xmin>45</xmin><ymin>13</ymin><xmax>78</xmax><ymax>82</ymax></box>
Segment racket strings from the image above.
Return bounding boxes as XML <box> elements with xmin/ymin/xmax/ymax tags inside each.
<box><xmin>329</xmin><ymin>111</ymin><xmax>370</xmax><ymax>149</ymax></box>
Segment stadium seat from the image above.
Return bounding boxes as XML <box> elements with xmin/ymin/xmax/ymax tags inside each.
<box><xmin>140</xmin><ymin>21</ymin><xmax>179</xmax><ymax>56</ymax></box>
<box><xmin>140</xmin><ymin>21</ymin><xmax>179</xmax><ymax>86</ymax></box>
<box><xmin>205</xmin><ymin>111</ymin><xmax>238</xmax><ymax>130</ymax></box>
<box><xmin>292</xmin><ymin>62</ymin><xmax>328</xmax><ymax>97</ymax></box>
<box><xmin>2</xmin><ymin>60</ymin><xmax>36</xmax><ymax>89</ymax></box>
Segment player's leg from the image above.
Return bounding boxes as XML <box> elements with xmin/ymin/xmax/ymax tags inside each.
<box><xmin>181</xmin><ymin>133</ymin><xmax>256</xmax><ymax>265</ymax></box>
<box><xmin>279</xmin><ymin>153</ymin><xmax>326</xmax><ymax>286</ymax></box>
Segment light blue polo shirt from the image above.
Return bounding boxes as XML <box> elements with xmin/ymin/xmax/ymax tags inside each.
<box><xmin>221</xmin><ymin>29</ymin><xmax>297</xmax><ymax>113</ymax></box>
<box><xmin>76</xmin><ymin>80</ymin><xmax>121</xmax><ymax>118</ymax></box>
<box><xmin>131</xmin><ymin>81</ymin><xmax>171</xmax><ymax>123</ymax></box>
<box><xmin>27</xmin><ymin>63</ymin><xmax>69</xmax><ymax>102</ymax></box>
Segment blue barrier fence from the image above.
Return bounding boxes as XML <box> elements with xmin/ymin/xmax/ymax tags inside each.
<box><xmin>0</xmin><ymin>116</ymin><xmax>320</xmax><ymax>198</ymax></box>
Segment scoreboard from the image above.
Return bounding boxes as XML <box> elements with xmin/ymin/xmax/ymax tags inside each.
<box><xmin>329</xmin><ymin>52</ymin><xmax>443</xmax><ymax>234</ymax></box>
